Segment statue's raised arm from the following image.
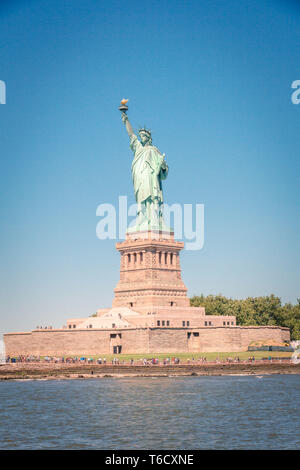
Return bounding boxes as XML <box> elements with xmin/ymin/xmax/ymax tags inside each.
<box><xmin>121</xmin><ymin>111</ymin><xmax>135</xmax><ymax>138</ymax></box>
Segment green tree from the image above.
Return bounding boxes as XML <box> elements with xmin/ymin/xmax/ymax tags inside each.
<box><xmin>190</xmin><ymin>294</ymin><xmax>300</xmax><ymax>340</ymax></box>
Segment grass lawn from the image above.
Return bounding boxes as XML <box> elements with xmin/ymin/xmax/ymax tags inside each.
<box><xmin>62</xmin><ymin>351</ymin><xmax>292</xmax><ymax>362</ymax></box>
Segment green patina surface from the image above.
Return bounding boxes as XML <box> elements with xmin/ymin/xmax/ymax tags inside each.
<box><xmin>121</xmin><ymin>109</ymin><xmax>171</xmax><ymax>232</ymax></box>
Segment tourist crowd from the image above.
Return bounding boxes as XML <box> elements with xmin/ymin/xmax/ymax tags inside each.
<box><xmin>4</xmin><ymin>355</ymin><xmax>287</xmax><ymax>365</ymax></box>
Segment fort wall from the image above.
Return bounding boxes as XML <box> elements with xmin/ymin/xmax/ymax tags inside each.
<box><xmin>4</xmin><ymin>325</ymin><xmax>290</xmax><ymax>357</ymax></box>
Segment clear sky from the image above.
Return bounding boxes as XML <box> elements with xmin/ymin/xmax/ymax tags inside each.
<box><xmin>0</xmin><ymin>0</ymin><xmax>299</xmax><ymax>339</ymax></box>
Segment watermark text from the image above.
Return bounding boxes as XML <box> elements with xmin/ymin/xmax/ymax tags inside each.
<box><xmin>291</xmin><ymin>80</ymin><xmax>300</xmax><ymax>104</ymax></box>
<box><xmin>0</xmin><ymin>80</ymin><xmax>6</xmax><ymax>104</ymax></box>
<box><xmin>96</xmin><ymin>196</ymin><xmax>204</xmax><ymax>251</ymax></box>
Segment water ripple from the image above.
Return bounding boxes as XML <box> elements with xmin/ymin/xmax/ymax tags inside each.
<box><xmin>0</xmin><ymin>375</ymin><xmax>299</xmax><ymax>449</ymax></box>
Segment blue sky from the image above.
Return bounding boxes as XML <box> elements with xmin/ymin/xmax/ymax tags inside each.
<box><xmin>0</xmin><ymin>0</ymin><xmax>299</xmax><ymax>338</ymax></box>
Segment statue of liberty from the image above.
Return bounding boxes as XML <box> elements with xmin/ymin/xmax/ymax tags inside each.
<box><xmin>120</xmin><ymin>102</ymin><xmax>170</xmax><ymax>233</ymax></box>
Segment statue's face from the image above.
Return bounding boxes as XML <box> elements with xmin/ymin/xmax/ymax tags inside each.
<box><xmin>139</xmin><ymin>132</ymin><xmax>150</xmax><ymax>145</ymax></box>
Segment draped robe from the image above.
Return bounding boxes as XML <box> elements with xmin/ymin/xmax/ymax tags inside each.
<box><xmin>129</xmin><ymin>134</ymin><xmax>168</xmax><ymax>206</ymax></box>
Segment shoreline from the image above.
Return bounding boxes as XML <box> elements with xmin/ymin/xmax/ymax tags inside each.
<box><xmin>1</xmin><ymin>362</ymin><xmax>300</xmax><ymax>380</ymax></box>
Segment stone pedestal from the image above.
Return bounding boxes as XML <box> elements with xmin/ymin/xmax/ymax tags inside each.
<box><xmin>113</xmin><ymin>231</ymin><xmax>189</xmax><ymax>308</ymax></box>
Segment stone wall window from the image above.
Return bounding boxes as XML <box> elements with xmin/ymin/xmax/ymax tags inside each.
<box><xmin>167</xmin><ymin>320</ymin><xmax>170</xmax><ymax>326</ymax></box>
<box><xmin>182</xmin><ymin>321</ymin><xmax>185</xmax><ymax>326</ymax></box>
<box><xmin>205</xmin><ymin>321</ymin><xmax>207</xmax><ymax>326</ymax></box>
<box><xmin>231</xmin><ymin>322</ymin><xmax>234</xmax><ymax>325</ymax></box>
<box><xmin>193</xmin><ymin>332</ymin><xmax>199</xmax><ymax>337</ymax></box>
<box><xmin>209</xmin><ymin>321</ymin><xmax>212</xmax><ymax>326</ymax></box>
<box><xmin>157</xmin><ymin>320</ymin><xmax>160</xmax><ymax>326</ymax></box>
<box><xmin>187</xmin><ymin>321</ymin><xmax>190</xmax><ymax>326</ymax></box>
<box><xmin>68</xmin><ymin>325</ymin><xmax>72</xmax><ymax>329</ymax></box>
<box><xmin>162</xmin><ymin>320</ymin><xmax>165</xmax><ymax>326</ymax></box>
<box><xmin>140</xmin><ymin>252</ymin><xmax>143</xmax><ymax>263</ymax></box>
<box><xmin>223</xmin><ymin>321</ymin><xmax>226</xmax><ymax>326</ymax></box>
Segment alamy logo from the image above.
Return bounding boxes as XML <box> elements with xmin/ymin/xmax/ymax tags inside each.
<box><xmin>291</xmin><ymin>80</ymin><xmax>300</xmax><ymax>104</ymax></box>
<box><xmin>291</xmin><ymin>341</ymin><xmax>300</xmax><ymax>364</ymax></box>
<box><xmin>0</xmin><ymin>80</ymin><xmax>6</xmax><ymax>104</ymax></box>
<box><xmin>96</xmin><ymin>196</ymin><xmax>205</xmax><ymax>251</ymax></box>
<box><xmin>0</xmin><ymin>339</ymin><xmax>5</xmax><ymax>364</ymax></box>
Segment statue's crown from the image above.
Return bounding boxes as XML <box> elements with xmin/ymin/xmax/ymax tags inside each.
<box><xmin>138</xmin><ymin>127</ymin><xmax>151</xmax><ymax>137</ymax></box>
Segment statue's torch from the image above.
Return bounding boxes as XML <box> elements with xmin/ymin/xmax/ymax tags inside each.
<box><xmin>119</xmin><ymin>98</ymin><xmax>129</xmax><ymax>113</ymax></box>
